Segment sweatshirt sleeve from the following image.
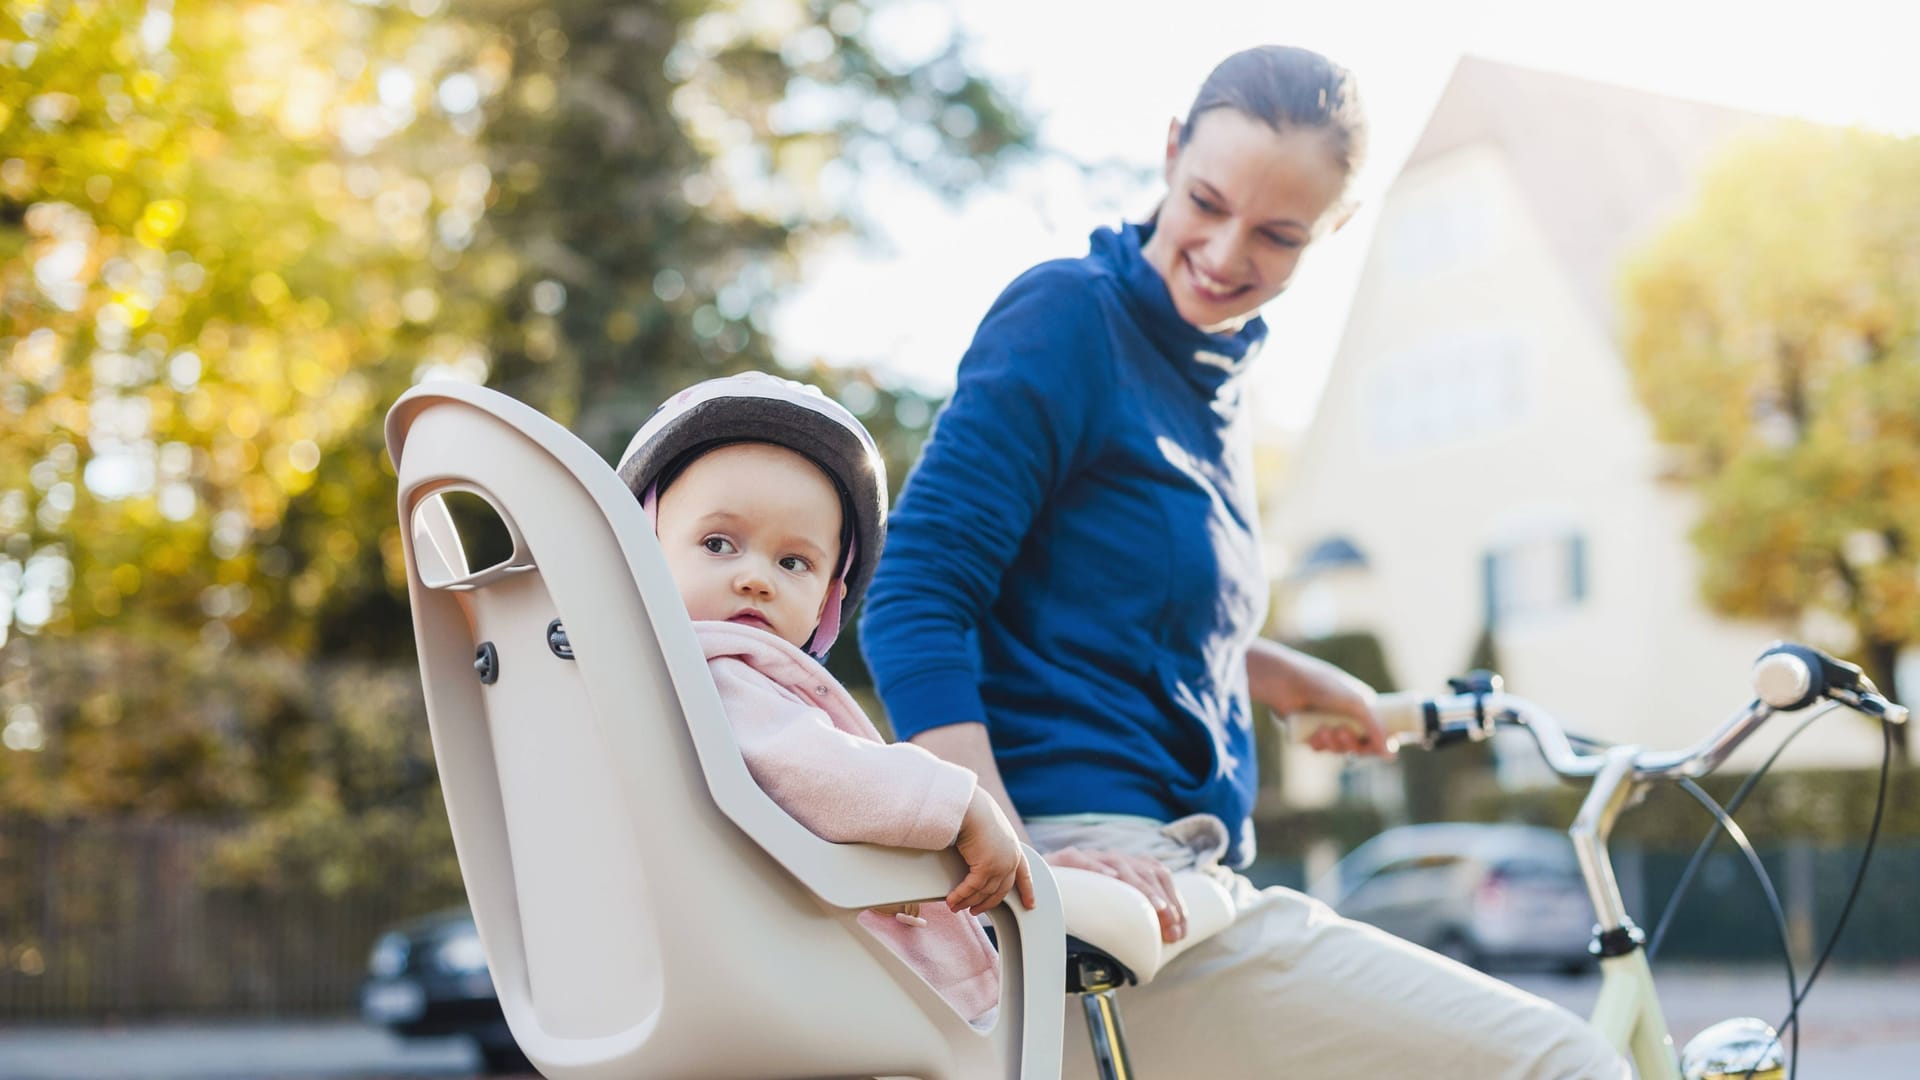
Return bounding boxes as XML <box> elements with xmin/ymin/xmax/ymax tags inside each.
<box><xmin>709</xmin><ymin>657</ymin><xmax>979</xmax><ymax>850</ymax></box>
<box><xmin>859</xmin><ymin>263</ymin><xmax>1113</xmax><ymax>742</ymax></box>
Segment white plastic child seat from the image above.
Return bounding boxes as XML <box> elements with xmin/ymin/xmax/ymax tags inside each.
<box><xmin>1052</xmin><ymin>868</ymin><xmax>1237</xmax><ymax>985</ymax></box>
<box><xmin>385</xmin><ymin>381</ymin><xmax>1064</xmax><ymax>1080</ymax></box>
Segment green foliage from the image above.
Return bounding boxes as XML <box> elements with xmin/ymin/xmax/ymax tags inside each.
<box><xmin>0</xmin><ymin>0</ymin><xmax>446</xmax><ymax>655</ymax></box>
<box><xmin>1461</xmin><ymin>761</ymin><xmax>1918</xmax><ymax>849</ymax></box>
<box><xmin>1251</xmin><ymin>800</ymin><xmax>1386</xmax><ymax>857</ymax></box>
<box><xmin>1289</xmin><ymin>631</ymin><xmax>1398</xmax><ymax>693</ymax></box>
<box><xmin>0</xmin><ymin>0</ymin><xmax>1031</xmax><ymax>901</ymax></box>
<box><xmin>458</xmin><ymin>0</ymin><xmax>1030</xmax><ymax>457</ymax></box>
<box><xmin>1620</xmin><ymin>124</ymin><xmax>1920</xmax><ymax>744</ymax></box>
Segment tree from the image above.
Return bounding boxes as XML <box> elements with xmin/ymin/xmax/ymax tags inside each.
<box><xmin>0</xmin><ymin>0</ymin><xmax>1030</xmax><ymax>894</ymax></box>
<box><xmin>0</xmin><ymin>0</ymin><xmax>455</xmax><ymax>653</ymax></box>
<box><xmin>454</xmin><ymin>0</ymin><xmax>1030</xmax><ymax>454</ymax></box>
<box><xmin>1620</xmin><ymin>124</ymin><xmax>1920</xmax><ymax>753</ymax></box>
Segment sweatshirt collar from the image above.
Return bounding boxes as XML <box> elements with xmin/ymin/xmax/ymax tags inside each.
<box><xmin>1092</xmin><ymin>221</ymin><xmax>1268</xmax><ymax>395</ymax></box>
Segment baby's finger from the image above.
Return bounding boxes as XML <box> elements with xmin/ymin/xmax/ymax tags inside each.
<box><xmin>947</xmin><ymin>867</ymin><xmax>990</xmax><ymax>912</ymax></box>
<box><xmin>971</xmin><ymin>870</ymin><xmax>1013</xmax><ymax>914</ymax></box>
<box><xmin>1014</xmin><ymin>855</ymin><xmax>1036</xmax><ymax>910</ymax></box>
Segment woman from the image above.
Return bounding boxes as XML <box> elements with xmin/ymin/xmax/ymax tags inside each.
<box><xmin>861</xmin><ymin>46</ymin><xmax>1626</xmax><ymax>1079</ymax></box>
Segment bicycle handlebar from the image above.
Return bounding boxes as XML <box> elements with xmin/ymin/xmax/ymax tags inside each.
<box><xmin>1289</xmin><ymin>641</ymin><xmax>1908</xmax><ymax>782</ymax></box>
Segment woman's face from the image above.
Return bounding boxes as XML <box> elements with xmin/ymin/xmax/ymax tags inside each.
<box><xmin>1141</xmin><ymin>108</ymin><xmax>1352</xmax><ymax>333</ymax></box>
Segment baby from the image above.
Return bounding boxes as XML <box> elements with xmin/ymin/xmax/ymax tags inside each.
<box><xmin>616</xmin><ymin>372</ymin><xmax>1031</xmax><ymax>1027</ymax></box>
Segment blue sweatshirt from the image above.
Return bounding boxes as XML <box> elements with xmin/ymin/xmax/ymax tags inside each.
<box><xmin>861</xmin><ymin>223</ymin><xmax>1271</xmax><ymax>867</ymax></box>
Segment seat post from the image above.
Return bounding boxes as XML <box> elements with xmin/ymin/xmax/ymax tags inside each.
<box><xmin>1070</xmin><ymin>950</ymin><xmax>1136</xmax><ymax>1080</ymax></box>
<box><xmin>1079</xmin><ymin>989</ymin><xmax>1134</xmax><ymax>1080</ymax></box>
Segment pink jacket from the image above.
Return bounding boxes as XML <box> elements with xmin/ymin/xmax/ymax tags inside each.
<box><xmin>695</xmin><ymin>621</ymin><xmax>1002</xmax><ymax>1023</ymax></box>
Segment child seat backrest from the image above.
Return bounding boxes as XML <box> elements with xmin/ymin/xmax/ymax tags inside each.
<box><xmin>384</xmin><ymin>381</ymin><xmax>1061</xmax><ymax>1080</ymax></box>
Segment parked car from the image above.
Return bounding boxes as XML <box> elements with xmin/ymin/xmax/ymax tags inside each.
<box><xmin>1310</xmin><ymin>823</ymin><xmax>1594</xmax><ymax>973</ymax></box>
<box><xmin>360</xmin><ymin>907</ymin><xmax>529</xmax><ymax>1074</ymax></box>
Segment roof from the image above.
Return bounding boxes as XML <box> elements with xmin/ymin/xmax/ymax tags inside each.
<box><xmin>1293</xmin><ymin>535</ymin><xmax>1369</xmax><ymax>578</ymax></box>
<box><xmin>1398</xmin><ymin>56</ymin><xmax>1768</xmax><ymax>326</ymax></box>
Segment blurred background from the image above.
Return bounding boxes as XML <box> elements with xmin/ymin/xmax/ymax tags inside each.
<box><xmin>1</xmin><ymin>0</ymin><xmax>1917</xmax><ymax>1075</ymax></box>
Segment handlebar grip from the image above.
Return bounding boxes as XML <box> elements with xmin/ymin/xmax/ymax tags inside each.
<box><xmin>1753</xmin><ymin>647</ymin><xmax>1821</xmax><ymax>710</ymax></box>
<box><xmin>1288</xmin><ymin>691</ymin><xmax>1431</xmax><ymax>750</ymax></box>
<box><xmin>1753</xmin><ymin>642</ymin><xmax>1909</xmax><ymax>723</ymax></box>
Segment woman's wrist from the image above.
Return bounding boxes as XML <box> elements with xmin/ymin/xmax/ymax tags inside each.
<box><xmin>1246</xmin><ymin>637</ymin><xmax>1375</xmax><ymax>716</ymax></box>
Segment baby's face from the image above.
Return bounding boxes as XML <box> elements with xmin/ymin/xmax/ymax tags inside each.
<box><xmin>654</xmin><ymin>442</ymin><xmax>844</xmax><ymax>649</ymax></box>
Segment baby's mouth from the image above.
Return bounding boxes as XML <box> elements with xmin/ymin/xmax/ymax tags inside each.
<box><xmin>728</xmin><ymin>610</ymin><xmax>772</xmax><ymax>630</ymax></box>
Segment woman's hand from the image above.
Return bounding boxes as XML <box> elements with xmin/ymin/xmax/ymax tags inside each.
<box><xmin>1301</xmin><ymin>685</ymin><xmax>1391</xmax><ymax>758</ymax></box>
<box><xmin>1248</xmin><ymin>638</ymin><xmax>1394</xmax><ymax>759</ymax></box>
<box><xmin>949</xmin><ymin>787</ymin><xmax>1037</xmax><ymax>915</ymax></box>
<box><xmin>1045</xmin><ymin>846</ymin><xmax>1189</xmax><ymax>943</ymax></box>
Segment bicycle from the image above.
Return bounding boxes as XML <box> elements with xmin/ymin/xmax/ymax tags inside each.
<box><xmin>1299</xmin><ymin>641</ymin><xmax>1909</xmax><ymax>1080</ymax></box>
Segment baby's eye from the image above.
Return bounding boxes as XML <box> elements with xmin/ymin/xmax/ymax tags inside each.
<box><xmin>702</xmin><ymin>535</ymin><xmax>736</xmax><ymax>555</ymax></box>
<box><xmin>778</xmin><ymin>554</ymin><xmax>813</xmax><ymax>573</ymax></box>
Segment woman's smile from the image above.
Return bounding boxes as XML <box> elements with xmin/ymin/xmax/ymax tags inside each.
<box><xmin>1184</xmin><ymin>254</ymin><xmax>1251</xmax><ymax>303</ymax></box>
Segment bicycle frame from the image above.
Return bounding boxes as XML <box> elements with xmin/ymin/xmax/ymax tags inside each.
<box><xmin>1573</xmin><ymin>745</ymin><xmax>1680</xmax><ymax>1079</ymax></box>
<box><xmin>1313</xmin><ymin>646</ymin><xmax>1906</xmax><ymax>1080</ymax></box>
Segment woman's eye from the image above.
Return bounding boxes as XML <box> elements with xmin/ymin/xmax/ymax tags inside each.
<box><xmin>779</xmin><ymin>555</ymin><xmax>813</xmax><ymax>573</ymax></box>
<box><xmin>1190</xmin><ymin>193</ymin><xmax>1222</xmax><ymax>215</ymax></box>
<box><xmin>702</xmin><ymin>536</ymin><xmax>735</xmax><ymax>554</ymax></box>
<box><xmin>1262</xmin><ymin>231</ymin><xmax>1303</xmax><ymax>249</ymax></box>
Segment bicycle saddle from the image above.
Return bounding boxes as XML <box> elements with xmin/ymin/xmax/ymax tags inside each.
<box><xmin>1052</xmin><ymin>867</ymin><xmax>1237</xmax><ymax>986</ymax></box>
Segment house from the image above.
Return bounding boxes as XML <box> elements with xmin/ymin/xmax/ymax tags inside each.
<box><xmin>1266</xmin><ymin>56</ymin><xmax>1887</xmax><ymax>808</ymax></box>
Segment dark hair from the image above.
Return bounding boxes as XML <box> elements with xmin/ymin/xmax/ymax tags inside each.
<box><xmin>1180</xmin><ymin>46</ymin><xmax>1368</xmax><ymax>180</ymax></box>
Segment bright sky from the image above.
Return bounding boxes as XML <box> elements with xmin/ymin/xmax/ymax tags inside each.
<box><xmin>773</xmin><ymin>0</ymin><xmax>1920</xmax><ymax>434</ymax></box>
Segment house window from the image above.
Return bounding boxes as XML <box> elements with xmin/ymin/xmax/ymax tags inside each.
<box><xmin>1387</xmin><ymin>177</ymin><xmax>1492</xmax><ymax>282</ymax></box>
<box><xmin>1366</xmin><ymin>331</ymin><xmax>1528</xmax><ymax>453</ymax></box>
<box><xmin>1482</xmin><ymin>533</ymin><xmax>1586</xmax><ymax>626</ymax></box>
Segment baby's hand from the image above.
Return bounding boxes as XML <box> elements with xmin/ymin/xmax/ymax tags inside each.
<box><xmin>948</xmin><ymin>787</ymin><xmax>1036</xmax><ymax>916</ymax></box>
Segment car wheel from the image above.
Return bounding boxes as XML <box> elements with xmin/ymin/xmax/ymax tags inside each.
<box><xmin>475</xmin><ymin>1036</ymin><xmax>533</xmax><ymax>1075</ymax></box>
<box><xmin>1434</xmin><ymin>932</ymin><xmax>1485</xmax><ymax>972</ymax></box>
<box><xmin>1557</xmin><ymin>955</ymin><xmax>1594</xmax><ymax>977</ymax></box>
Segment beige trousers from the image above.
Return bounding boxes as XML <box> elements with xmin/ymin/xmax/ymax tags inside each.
<box><xmin>1028</xmin><ymin>815</ymin><xmax>1630</xmax><ymax>1080</ymax></box>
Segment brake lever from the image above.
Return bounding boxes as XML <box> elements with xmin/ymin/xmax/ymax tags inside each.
<box><xmin>1835</xmin><ymin>686</ymin><xmax>1910</xmax><ymax>725</ymax></box>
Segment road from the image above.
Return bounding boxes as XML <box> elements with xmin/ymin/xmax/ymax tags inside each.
<box><xmin>1510</xmin><ymin>966</ymin><xmax>1920</xmax><ymax>1076</ymax></box>
<box><xmin>1</xmin><ymin>967</ymin><xmax>1915</xmax><ymax>1078</ymax></box>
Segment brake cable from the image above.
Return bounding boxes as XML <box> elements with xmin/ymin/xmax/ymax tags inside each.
<box><xmin>1644</xmin><ymin>705</ymin><xmax>1839</xmax><ymax>1080</ymax></box>
<box><xmin>1646</xmin><ymin>703</ymin><xmax>1839</xmax><ymax>959</ymax></box>
<box><xmin>1668</xmin><ymin>778</ymin><xmax>1801</xmax><ymax>1077</ymax></box>
<box><xmin>1616</xmin><ymin>700</ymin><xmax>1893</xmax><ymax>1080</ymax></box>
<box><xmin>1738</xmin><ymin>718</ymin><xmax>1895</xmax><ymax>1080</ymax></box>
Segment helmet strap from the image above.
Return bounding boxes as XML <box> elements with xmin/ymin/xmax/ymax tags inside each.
<box><xmin>806</xmin><ymin>535</ymin><xmax>854</xmax><ymax>658</ymax></box>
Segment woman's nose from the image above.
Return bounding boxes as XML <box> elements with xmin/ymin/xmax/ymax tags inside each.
<box><xmin>1204</xmin><ymin>226</ymin><xmax>1246</xmax><ymax>271</ymax></box>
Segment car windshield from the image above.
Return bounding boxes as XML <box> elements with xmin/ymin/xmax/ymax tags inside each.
<box><xmin>1487</xmin><ymin>858</ymin><xmax>1579</xmax><ymax>884</ymax></box>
